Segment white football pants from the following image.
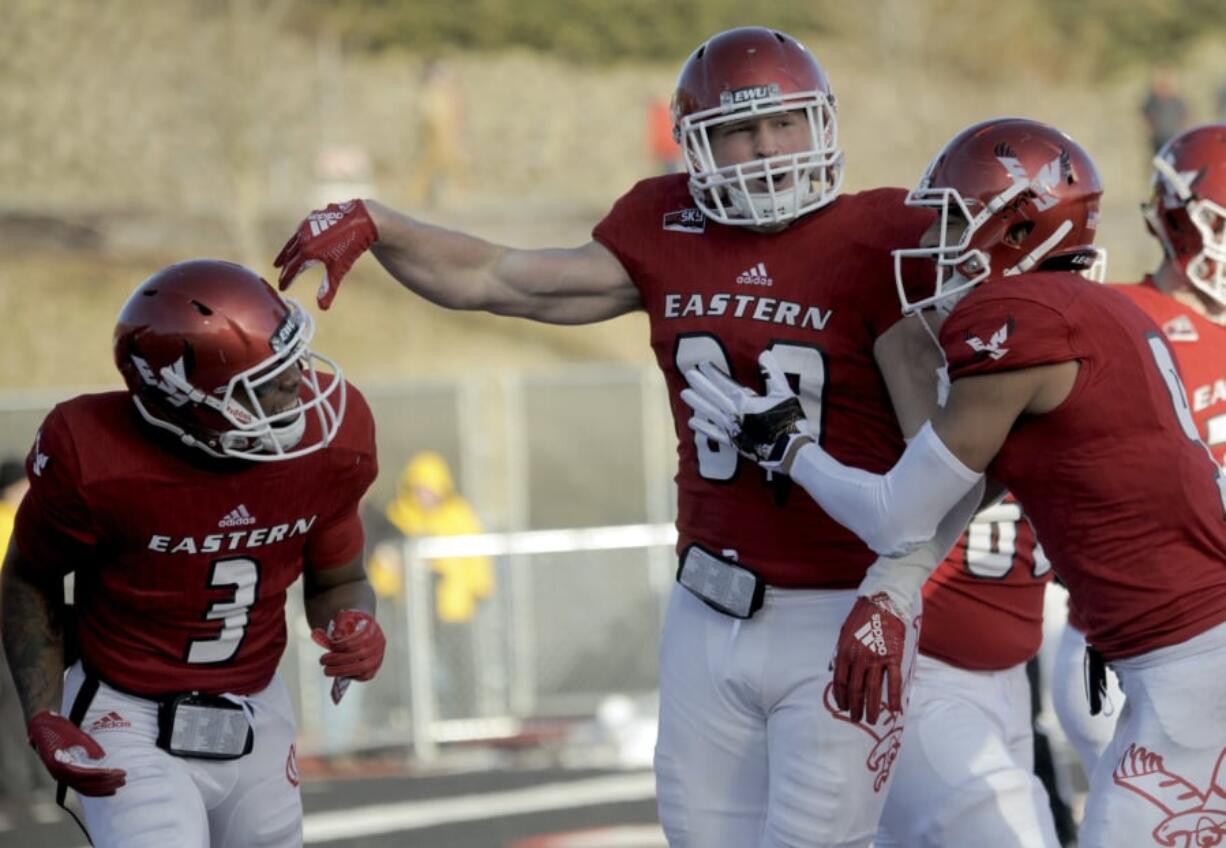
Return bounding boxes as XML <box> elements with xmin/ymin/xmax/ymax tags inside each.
<box><xmin>1079</xmin><ymin>621</ymin><xmax>1226</xmax><ymax>848</ymax></box>
<box><xmin>61</xmin><ymin>662</ymin><xmax>303</xmax><ymax>848</ymax></box>
<box><xmin>655</xmin><ymin>583</ymin><xmax>921</xmax><ymax>848</ymax></box>
<box><xmin>1050</xmin><ymin>622</ymin><xmax>1123</xmax><ymax>781</ymax></box>
<box><xmin>873</xmin><ymin>655</ymin><xmax>1060</xmax><ymax>848</ymax></box>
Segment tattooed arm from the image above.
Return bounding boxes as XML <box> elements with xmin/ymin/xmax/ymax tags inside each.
<box><xmin>1</xmin><ymin>541</ymin><xmax>72</xmax><ymax>721</ymax></box>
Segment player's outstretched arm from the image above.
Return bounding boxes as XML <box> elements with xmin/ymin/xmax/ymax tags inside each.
<box><xmin>276</xmin><ymin>199</ymin><xmax>642</xmax><ymax>324</ymax></box>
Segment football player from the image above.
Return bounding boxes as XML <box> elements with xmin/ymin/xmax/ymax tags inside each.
<box><xmin>683</xmin><ymin>117</ymin><xmax>1226</xmax><ymax>848</ymax></box>
<box><xmin>275</xmin><ymin>26</ymin><xmax>952</xmax><ymax>848</ymax></box>
<box><xmin>1</xmin><ymin>260</ymin><xmax>385</xmax><ymax>848</ymax></box>
<box><xmin>1050</xmin><ymin>122</ymin><xmax>1226</xmax><ymax>786</ymax></box>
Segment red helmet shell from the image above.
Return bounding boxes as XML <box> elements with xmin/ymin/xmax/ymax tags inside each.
<box><xmin>895</xmin><ymin>118</ymin><xmax>1103</xmax><ymax>313</ymax></box>
<box><xmin>670</xmin><ymin>27</ymin><xmax>843</xmax><ymax>226</ymax></box>
<box><xmin>671</xmin><ymin>27</ymin><xmax>833</xmax><ymax>135</ymax></box>
<box><xmin>924</xmin><ymin>117</ymin><xmax>1102</xmax><ymax>272</ymax></box>
<box><xmin>114</xmin><ymin>260</ymin><xmax>290</xmax><ymax>400</ymax></box>
<box><xmin>113</xmin><ymin>259</ymin><xmax>344</xmax><ymax>460</ymax></box>
<box><xmin>1144</xmin><ymin>123</ymin><xmax>1226</xmax><ymax>306</ymax></box>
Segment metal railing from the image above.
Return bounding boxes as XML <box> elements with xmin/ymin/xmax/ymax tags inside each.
<box><xmin>287</xmin><ymin>522</ymin><xmax>677</xmax><ymax>761</ymax></box>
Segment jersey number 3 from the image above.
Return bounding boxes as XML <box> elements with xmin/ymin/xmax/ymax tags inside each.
<box><xmin>186</xmin><ymin>557</ymin><xmax>260</xmax><ymax>664</ymax></box>
<box><xmin>676</xmin><ymin>335</ymin><xmax>825</xmax><ymax>480</ymax></box>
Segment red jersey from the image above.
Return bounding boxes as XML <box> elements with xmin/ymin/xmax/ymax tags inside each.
<box><xmin>1113</xmin><ymin>279</ymin><xmax>1226</xmax><ymax>468</ymax></box>
<box><xmin>14</xmin><ymin>384</ymin><xmax>377</xmax><ymax>697</ymax></box>
<box><xmin>940</xmin><ymin>272</ymin><xmax>1226</xmax><ymax>660</ymax></box>
<box><xmin>593</xmin><ymin>175</ymin><xmax>932</xmax><ymax>587</ymax></box>
<box><xmin>920</xmin><ymin>497</ymin><xmax>1051</xmax><ymax>670</ymax></box>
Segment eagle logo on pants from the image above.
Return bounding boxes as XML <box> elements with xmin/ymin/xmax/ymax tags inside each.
<box><xmin>822</xmin><ymin>682</ymin><xmax>904</xmax><ymax>793</ymax></box>
<box><xmin>1112</xmin><ymin>742</ymin><xmax>1226</xmax><ymax>846</ymax></box>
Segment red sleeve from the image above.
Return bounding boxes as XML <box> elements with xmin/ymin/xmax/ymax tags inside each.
<box><xmin>940</xmin><ymin>293</ymin><xmax>1078</xmax><ymax>380</ymax></box>
<box><xmin>591</xmin><ymin>178</ymin><xmax>666</xmax><ymax>288</ymax></box>
<box><xmin>13</xmin><ymin>408</ymin><xmax>98</xmax><ymax>569</ymax></box>
<box><xmin>304</xmin><ymin>390</ymin><xmax>378</xmax><ymax>569</ymax></box>
<box><xmin>857</xmin><ymin>188</ymin><xmax>936</xmax><ymax>338</ymax></box>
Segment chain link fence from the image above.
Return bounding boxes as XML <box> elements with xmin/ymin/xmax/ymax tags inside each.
<box><xmin>0</xmin><ymin>364</ymin><xmax>679</xmax><ymax>759</ymax></box>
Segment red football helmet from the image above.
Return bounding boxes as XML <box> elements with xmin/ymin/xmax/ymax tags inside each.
<box><xmin>894</xmin><ymin>118</ymin><xmax>1103</xmax><ymax>314</ymax></box>
<box><xmin>113</xmin><ymin>259</ymin><xmax>346</xmax><ymax>461</ymax></box>
<box><xmin>1143</xmin><ymin>123</ymin><xmax>1226</xmax><ymax>307</ymax></box>
<box><xmin>671</xmin><ymin>27</ymin><xmax>842</xmax><ymax>226</ymax></box>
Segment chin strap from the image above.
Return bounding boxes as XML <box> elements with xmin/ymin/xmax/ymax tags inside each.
<box><xmin>1007</xmin><ymin>220</ymin><xmax>1074</xmax><ymax>275</ymax></box>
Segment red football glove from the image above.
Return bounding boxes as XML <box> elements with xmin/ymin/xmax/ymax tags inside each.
<box><xmin>311</xmin><ymin>610</ymin><xmax>386</xmax><ymax>704</ymax></box>
<box><xmin>274</xmin><ymin>199</ymin><xmax>379</xmax><ymax>309</ymax></box>
<box><xmin>832</xmin><ymin>593</ymin><xmax>909</xmax><ymax>724</ymax></box>
<box><xmin>27</xmin><ymin>711</ymin><xmax>126</xmax><ymax>797</ymax></box>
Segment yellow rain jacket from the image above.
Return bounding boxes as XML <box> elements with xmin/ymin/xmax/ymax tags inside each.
<box><xmin>385</xmin><ymin>452</ymin><xmax>493</xmax><ymax>623</ymax></box>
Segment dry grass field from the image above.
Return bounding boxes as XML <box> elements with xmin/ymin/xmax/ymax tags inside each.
<box><xmin>3</xmin><ymin>3</ymin><xmax>1226</xmax><ymax>393</ymax></box>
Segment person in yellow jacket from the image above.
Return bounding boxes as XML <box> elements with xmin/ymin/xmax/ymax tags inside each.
<box><xmin>0</xmin><ymin>460</ymin><xmax>26</xmax><ymax>563</ymax></box>
<box><xmin>383</xmin><ymin>451</ymin><xmax>493</xmax><ymax>623</ymax></box>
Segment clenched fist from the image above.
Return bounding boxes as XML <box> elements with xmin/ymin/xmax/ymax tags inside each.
<box><xmin>311</xmin><ymin>609</ymin><xmax>386</xmax><ymax>704</ymax></box>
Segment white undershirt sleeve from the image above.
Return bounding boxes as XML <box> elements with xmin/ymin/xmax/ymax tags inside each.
<box><xmin>856</xmin><ymin>477</ymin><xmax>987</xmax><ymax>620</ymax></box>
<box><xmin>788</xmin><ymin>421</ymin><xmax>983</xmax><ymax>556</ymax></box>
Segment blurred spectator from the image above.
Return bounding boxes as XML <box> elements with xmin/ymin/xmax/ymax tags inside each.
<box><xmin>0</xmin><ymin>459</ymin><xmax>27</xmax><ymax>556</ymax></box>
<box><xmin>1141</xmin><ymin>67</ymin><xmax>1189</xmax><ymax>155</ymax></box>
<box><xmin>384</xmin><ymin>451</ymin><xmax>494</xmax><ymax>719</ymax></box>
<box><xmin>408</xmin><ymin>60</ymin><xmax>466</xmax><ymax>208</ymax></box>
<box><xmin>385</xmin><ymin>451</ymin><xmax>492</xmax><ymax>623</ymax></box>
<box><xmin>646</xmin><ymin>95</ymin><xmax>683</xmax><ymax>175</ymax></box>
<box><xmin>0</xmin><ymin>457</ymin><xmax>48</xmax><ymax>795</ymax></box>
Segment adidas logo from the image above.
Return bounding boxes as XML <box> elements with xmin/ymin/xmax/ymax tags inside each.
<box><xmin>854</xmin><ymin>613</ymin><xmax>889</xmax><ymax>656</ymax></box>
<box><xmin>89</xmin><ymin>711</ymin><xmax>131</xmax><ymax>733</ymax></box>
<box><xmin>735</xmin><ymin>262</ymin><xmax>773</xmax><ymax>287</ymax></box>
<box><xmin>1163</xmin><ymin>314</ymin><xmax>1199</xmax><ymax>343</ymax></box>
<box><xmin>219</xmin><ymin>504</ymin><xmax>257</xmax><ymax>528</ymax></box>
<box><xmin>308</xmin><ymin>210</ymin><xmax>345</xmax><ymax>237</ymax></box>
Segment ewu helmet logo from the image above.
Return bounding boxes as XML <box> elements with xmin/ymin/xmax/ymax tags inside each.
<box><xmin>720</xmin><ymin>83</ymin><xmax>782</xmax><ymax>109</ymax></box>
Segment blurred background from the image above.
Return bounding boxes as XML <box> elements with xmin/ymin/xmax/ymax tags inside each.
<box><xmin>2</xmin><ymin>0</ymin><xmax>1226</xmax><ymax>845</ymax></box>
